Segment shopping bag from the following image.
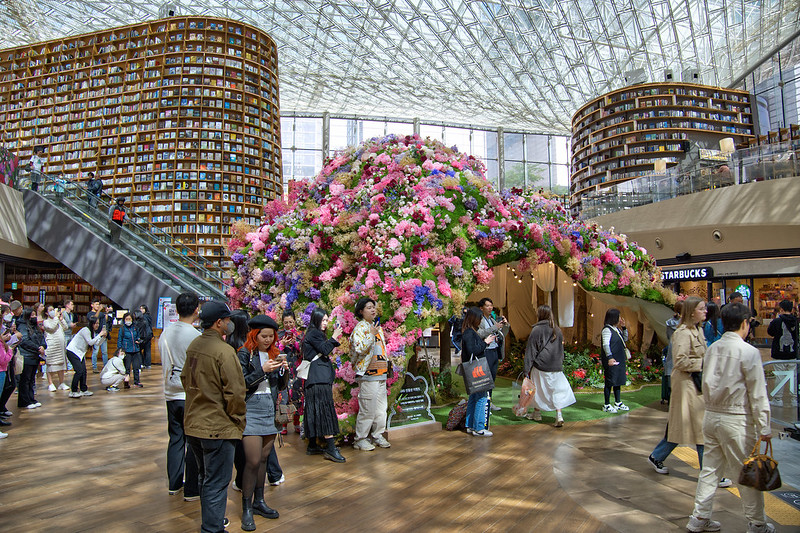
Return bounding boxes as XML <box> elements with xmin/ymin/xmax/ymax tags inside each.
<box><xmin>739</xmin><ymin>437</ymin><xmax>781</xmax><ymax>491</ymax></box>
<box><xmin>513</xmin><ymin>375</ymin><xmax>536</xmax><ymax>416</ymax></box>
<box><xmin>459</xmin><ymin>356</ymin><xmax>494</xmax><ymax>395</ymax></box>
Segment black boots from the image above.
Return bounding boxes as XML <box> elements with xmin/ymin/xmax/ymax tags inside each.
<box><xmin>252</xmin><ymin>487</ymin><xmax>279</xmax><ymax>519</ymax></box>
<box><xmin>323</xmin><ymin>436</ymin><xmax>346</xmax><ymax>463</ymax></box>
<box><xmin>306</xmin><ymin>438</ymin><xmax>324</xmax><ymax>455</ymax></box>
<box><xmin>241</xmin><ymin>497</ymin><xmax>256</xmax><ymax>531</ymax></box>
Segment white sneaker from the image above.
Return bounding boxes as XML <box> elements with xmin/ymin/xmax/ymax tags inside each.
<box><xmin>473</xmin><ymin>429</ymin><xmax>493</xmax><ymax>437</ymax></box>
<box><xmin>602</xmin><ymin>404</ymin><xmax>618</xmax><ymax>413</ymax></box>
<box><xmin>58</xmin><ymin>383</ymin><xmax>70</xmax><ymax>390</ymax></box>
<box><xmin>269</xmin><ymin>474</ymin><xmax>285</xmax><ymax>486</ymax></box>
<box><xmin>34</xmin><ymin>402</ymin><xmax>41</xmax><ymax>407</ymax></box>
<box><xmin>68</xmin><ymin>392</ymin><xmax>82</xmax><ymax>398</ymax></box>
<box><xmin>81</xmin><ymin>390</ymin><xmax>94</xmax><ymax>396</ymax></box>
<box><xmin>0</xmin><ymin>431</ymin><xmax>7</xmax><ymax>439</ymax></box>
<box><xmin>48</xmin><ymin>383</ymin><xmax>57</xmax><ymax>392</ymax></box>
<box><xmin>26</xmin><ymin>403</ymin><xmax>38</xmax><ymax>410</ymax></box>
<box><xmin>686</xmin><ymin>515</ymin><xmax>721</xmax><ymax>532</ymax></box>
<box><xmin>746</xmin><ymin>522</ymin><xmax>776</xmax><ymax>533</ymax></box>
<box><xmin>490</xmin><ymin>402</ymin><xmax>501</xmax><ymax>411</ymax></box>
<box><xmin>718</xmin><ymin>478</ymin><xmax>732</xmax><ymax>488</ymax></box>
<box><xmin>615</xmin><ymin>402</ymin><xmax>630</xmax><ymax>411</ymax></box>
<box><xmin>525</xmin><ymin>410</ymin><xmax>543</xmax><ymax>421</ymax></box>
<box><xmin>353</xmin><ymin>439</ymin><xmax>376</xmax><ymax>451</ymax></box>
<box><xmin>372</xmin><ymin>435</ymin><xmax>391</xmax><ymax>448</ymax></box>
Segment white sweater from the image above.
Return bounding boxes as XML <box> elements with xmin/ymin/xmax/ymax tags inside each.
<box><xmin>66</xmin><ymin>327</ymin><xmax>105</xmax><ymax>360</ymax></box>
<box><xmin>158</xmin><ymin>321</ymin><xmax>201</xmax><ymax>401</ymax></box>
<box><xmin>703</xmin><ymin>331</ymin><xmax>771</xmax><ymax>436</ymax></box>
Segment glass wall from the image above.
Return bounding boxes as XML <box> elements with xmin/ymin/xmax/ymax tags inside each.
<box><xmin>280</xmin><ymin>114</ymin><xmax>570</xmax><ymax>195</ymax></box>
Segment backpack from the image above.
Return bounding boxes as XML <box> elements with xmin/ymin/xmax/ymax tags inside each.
<box><xmin>112</xmin><ymin>207</ymin><xmax>125</xmax><ymax>222</ymax></box>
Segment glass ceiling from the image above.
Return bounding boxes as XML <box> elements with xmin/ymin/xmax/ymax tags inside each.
<box><xmin>0</xmin><ymin>0</ymin><xmax>798</xmax><ymax>134</ymax></box>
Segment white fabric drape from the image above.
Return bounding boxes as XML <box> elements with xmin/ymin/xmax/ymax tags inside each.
<box><xmin>557</xmin><ymin>269</ymin><xmax>574</xmax><ymax>327</ymax></box>
<box><xmin>534</xmin><ymin>262</ymin><xmax>556</xmax><ymax>305</ymax></box>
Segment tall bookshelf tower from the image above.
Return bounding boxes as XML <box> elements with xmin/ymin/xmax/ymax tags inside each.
<box><xmin>0</xmin><ymin>17</ymin><xmax>281</xmax><ymax>273</ymax></box>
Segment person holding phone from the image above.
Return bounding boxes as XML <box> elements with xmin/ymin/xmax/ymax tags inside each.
<box><xmin>236</xmin><ymin>315</ymin><xmax>288</xmax><ymax>529</ymax></box>
<box><xmin>350</xmin><ymin>297</ymin><xmax>392</xmax><ymax>451</ymax></box>
<box><xmin>462</xmin><ymin>307</ymin><xmax>497</xmax><ymax>437</ymax></box>
<box><xmin>477</xmin><ymin>298</ymin><xmax>506</xmax><ymax>411</ymax></box>
<box><xmin>302</xmin><ymin>307</ymin><xmax>346</xmax><ymax>462</ymax></box>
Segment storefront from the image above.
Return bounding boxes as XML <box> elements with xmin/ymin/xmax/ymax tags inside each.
<box><xmin>660</xmin><ymin>258</ymin><xmax>800</xmax><ymax>343</ymax></box>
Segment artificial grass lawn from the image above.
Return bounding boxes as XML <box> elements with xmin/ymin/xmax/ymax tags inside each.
<box><xmin>432</xmin><ymin>375</ymin><xmax>663</xmax><ymax>426</ymax></box>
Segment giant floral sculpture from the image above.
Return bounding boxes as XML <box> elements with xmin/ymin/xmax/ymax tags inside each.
<box><xmin>227</xmin><ymin>134</ymin><xmax>675</xmax><ymax>432</ymax></box>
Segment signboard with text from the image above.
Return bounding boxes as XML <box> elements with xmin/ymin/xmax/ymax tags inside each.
<box><xmin>387</xmin><ymin>373</ymin><xmax>436</xmax><ymax>428</ymax></box>
<box><xmin>661</xmin><ymin>267</ymin><xmax>714</xmax><ymax>282</ymax></box>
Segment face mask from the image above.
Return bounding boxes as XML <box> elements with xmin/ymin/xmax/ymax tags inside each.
<box><xmin>48</xmin><ymin>310</ymin><xmax>57</xmax><ymax>318</ymax></box>
<box><xmin>225</xmin><ymin>320</ymin><xmax>235</xmax><ymax>336</ymax></box>
<box><xmin>125</xmin><ymin>320</ymin><xmax>132</xmax><ymax>326</ymax></box>
<box><xmin>3</xmin><ymin>313</ymin><xmax>12</xmax><ymax>322</ymax></box>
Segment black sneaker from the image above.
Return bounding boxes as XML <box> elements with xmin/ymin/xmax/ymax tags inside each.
<box><xmin>647</xmin><ymin>455</ymin><xmax>669</xmax><ymax>474</ymax></box>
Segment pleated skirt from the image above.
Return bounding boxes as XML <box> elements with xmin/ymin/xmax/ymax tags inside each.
<box><xmin>303</xmin><ymin>383</ymin><xmax>339</xmax><ymax>438</ymax></box>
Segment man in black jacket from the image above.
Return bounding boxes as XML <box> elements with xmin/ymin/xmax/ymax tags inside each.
<box><xmin>86</xmin><ymin>172</ymin><xmax>102</xmax><ymax>208</ymax></box>
<box><xmin>767</xmin><ymin>300</ymin><xmax>798</xmax><ymax>407</ymax></box>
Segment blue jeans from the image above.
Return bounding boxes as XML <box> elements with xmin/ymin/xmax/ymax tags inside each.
<box><xmin>652</xmin><ymin>438</ymin><xmax>704</xmax><ymax>468</ymax></box>
<box><xmin>188</xmin><ymin>437</ymin><xmax>236</xmax><ymax>533</ymax></box>
<box><xmin>92</xmin><ymin>339</ymin><xmax>108</xmax><ymax>370</ymax></box>
<box><xmin>465</xmin><ymin>391</ymin><xmax>489</xmax><ymax>432</ymax></box>
<box><xmin>0</xmin><ymin>371</ymin><xmax>5</xmax><ymax>395</ymax></box>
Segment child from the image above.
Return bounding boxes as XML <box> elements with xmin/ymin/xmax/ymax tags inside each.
<box><xmin>100</xmin><ymin>350</ymin><xmax>128</xmax><ymax>391</ymax></box>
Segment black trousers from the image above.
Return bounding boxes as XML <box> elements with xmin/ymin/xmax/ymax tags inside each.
<box><xmin>123</xmin><ymin>351</ymin><xmax>141</xmax><ymax>384</ymax></box>
<box><xmin>66</xmin><ymin>350</ymin><xmax>87</xmax><ymax>392</ymax></box>
<box><xmin>17</xmin><ymin>363</ymin><xmax>38</xmax><ymax>407</ymax></box>
<box><xmin>166</xmin><ymin>400</ymin><xmax>199</xmax><ymax>496</ymax></box>
<box><xmin>0</xmin><ymin>361</ymin><xmax>17</xmax><ymax>411</ymax></box>
<box><xmin>141</xmin><ymin>341</ymin><xmax>152</xmax><ymax>367</ymax></box>
<box><xmin>188</xmin><ymin>437</ymin><xmax>236</xmax><ymax>533</ymax></box>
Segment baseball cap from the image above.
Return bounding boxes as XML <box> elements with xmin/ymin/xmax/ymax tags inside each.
<box><xmin>10</xmin><ymin>300</ymin><xmax>22</xmax><ymax>311</ymax></box>
<box><xmin>199</xmin><ymin>301</ymin><xmax>232</xmax><ymax>323</ymax></box>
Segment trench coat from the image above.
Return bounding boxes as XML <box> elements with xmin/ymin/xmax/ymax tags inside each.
<box><xmin>666</xmin><ymin>324</ymin><xmax>706</xmax><ymax>445</ymax></box>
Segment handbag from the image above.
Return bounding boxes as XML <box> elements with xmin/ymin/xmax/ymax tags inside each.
<box><xmin>296</xmin><ymin>353</ymin><xmax>320</xmax><ymax>380</ymax></box>
<box><xmin>459</xmin><ymin>355</ymin><xmax>495</xmax><ymax>395</ymax></box>
<box><xmin>13</xmin><ymin>349</ymin><xmax>23</xmax><ymax>375</ymax></box>
<box><xmin>739</xmin><ymin>437</ymin><xmax>781</xmax><ymax>491</ymax></box>
<box><xmin>513</xmin><ymin>375</ymin><xmax>536</xmax><ymax>416</ymax></box>
<box><xmin>690</xmin><ymin>371</ymin><xmax>703</xmax><ymax>394</ymax></box>
<box><xmin>275</xmin><ymin>400</ymin><xmax>297</xmax><ymax>426</ymax></box>
<box><xmin>445</xmin><ymin>399</ymin><xmax>468</xmax><ymax>431</ymax></box>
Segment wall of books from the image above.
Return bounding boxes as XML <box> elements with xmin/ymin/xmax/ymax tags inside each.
<box><xmin>0</xmin><ymin>17</ymin><xmax>281</xmax><ymax>271</ymax></box>
<box><xmin>570</xmin><ymin>82</ymin><xmax>754</xmax><ymax>210</ymax></box>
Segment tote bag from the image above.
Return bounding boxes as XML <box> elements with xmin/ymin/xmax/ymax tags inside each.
<box><xmin>459</xmin><ymin>355</ymin><xmax>494</xmax><ymax>395</ymax></box>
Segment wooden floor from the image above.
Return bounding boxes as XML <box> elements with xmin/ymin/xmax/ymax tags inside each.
<box><xmin>0</xmin><ymin>369</ymin><xmax>794</xmax><ymax>533</ymax></box>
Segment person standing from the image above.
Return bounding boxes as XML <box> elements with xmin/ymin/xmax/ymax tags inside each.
<box><xmin>87</xmin><ymin>298</ymin><xmax>109</xmax><ymax>373</ymax></box>
<box><xmin>117</xmin><ymin>312</ymin><xmax>141</xmax><ymax>388</ymax></box>
<box><xmin>600</xmin><ymin>308</ymin><xmax>630</xmax><ymax>413</ymax></box>
<box><xmin>182</xmin><ymin>301</ymin><xmax>246</xmax><ymax>533</ymax></box>
<box><xmin>462</xmin><ymin>307</ymin><xmax>498</xmax><ymax>437</ymax></box>
<box><xmin>42</xmin><ymin>305</ymin><xmax>69</xmax><ymax>392</ymax></box>
<box><xmin>302</xmin><ymin>307</ymin><xmax>346</xmax><ymax>462</ymax></box>
<box><xmin>159</xmin><ymin>292</ymin><xmax>201</xmax><ymax>502</ymax></box>
<box><xmin>351</xmin><ymin>297</ymin><xmax>392</xmax><ymax>451</ymax></box>
<box><xmin>108</xmin><ymin>197</ymin><xmax>126</xmax><ymax>244</ymax></box>
<box><xmin>28</xmin><ymin>146</ymin><xmax>45</xmax><ymax>191</ymax></box>
<box><xmin>65</xmin><ymin>318</ymin><xmax>105</xmax><ymax>398</ymax></box>
<box><xmin>703</xmin><ymin>302</ymin><xmax>723</xmax><ymax>346</ymax></box>
<box><xmin>686</xmin><ymin>303</ymin><xmax>774</xmax><ymax>533</ymax></box>
<box><xmin>138</xmin><ymin>305</ymin><xmax>154</xmax><ymax>369</ymax></box>
<box><xmin>16</xmin><ymin>308</ymin><xmax>46</xmax><ymax>410</ymax></box>
<box><xmin>662</xmin><ymin>301</ymin><xmax>684</xmax><ymax>405</ymax></box>
<box><xmin>62</xmin><ymin>300</ymin><xmax>76</xmax><ymax>371</ymax></box>
<box><xmin>86</xmin><ymin>172</ymin><xmax>102</xmax><ymax>208</ymax></box>
<box><xmin>237</xmin><ymin>315</ymin><xmax>287</xmax><ymax>529</ymax></box>
<box><xmin>767</xmin><ymin>300</ymin><xmax>798</xmax><ymax>407</ymax></box>
<box><xmin>477</xmin><ymin>298</ymin><xmax>507</xmax><ymax>411</ymax></box>
<box><xmin>523</xmin><ymin>305</ymin><xmax>576</xmax><ymax>427</ymax></box>
<box><xmin>0</xmin><ymin>300</ymin><xmax>24</xmax><ymax>417</ymax></box>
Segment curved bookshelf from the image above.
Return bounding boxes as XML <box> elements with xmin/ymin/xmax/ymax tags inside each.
<box><xmin>0</xmin><ymin>16</ymin><xmax>282</xmax><ymax>273</ymax></box>
<box><xmin>570</xmin><ymin>82</ymin><xmax>754</xmax><ymax>211</ymax></box>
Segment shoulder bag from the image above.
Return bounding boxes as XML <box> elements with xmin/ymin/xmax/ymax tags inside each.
<box><xmin>161</xmin><ymin>337</ymin><xmax>182</xmax><ymax>390</ymax></box>
<box><xmin>296</xmin><ymin>353</ymin><xmax>320</xmax><ymax>380</ymax></box>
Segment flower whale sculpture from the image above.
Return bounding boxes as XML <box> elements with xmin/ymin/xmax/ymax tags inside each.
<box><xmin>227</xmin><ymin>134</ymin><xmax>675</xmax><ymax>433</ymax></box>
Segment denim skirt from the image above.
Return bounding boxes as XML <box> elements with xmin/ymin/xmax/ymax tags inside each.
<box><xmin>244</xmin><ymin>392</ymin><xmax>278</xmax><ymax>436</ymax></box>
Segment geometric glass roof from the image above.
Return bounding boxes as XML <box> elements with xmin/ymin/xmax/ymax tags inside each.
<box><xmin>0</xmin><ymin>1</ymin><xmax>798</xmax><ymax>135</ymax></box>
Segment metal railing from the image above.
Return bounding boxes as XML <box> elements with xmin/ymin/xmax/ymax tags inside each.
<box><xmin>13</xmin><ymin>170</ymin><xmax>227</xmax><ymax>298</ymax></box>
<box><xmin>580</xmin><ymin>142</ymin><xmax>800</xmax><ymax>219</ymax></box>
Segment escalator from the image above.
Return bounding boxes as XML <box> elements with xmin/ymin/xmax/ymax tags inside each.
<box><xmin>21</xmin><ymin>176</ymin><xmax>228</xmax><ymax>311</ymax></box>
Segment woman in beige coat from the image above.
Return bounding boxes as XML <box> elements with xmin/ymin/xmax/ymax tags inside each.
<box><xmin>646</xmin><ymin>297</ymin><xmax>733</xmax><ymax>485</ymax></box>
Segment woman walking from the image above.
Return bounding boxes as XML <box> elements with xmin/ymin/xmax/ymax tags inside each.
<box><xmin>65</xmin><ymin>318</ymin><xmax>106</xmax><ymax>398</ymax></box>
<box><xmin>647</xmin><ymin>297</ymin><xmax>730</xmax><ymax>486</ymax></box>
<box><xmin>117</xmin><ymin>312</ymin><xmax>142</xmax><ymax>388</ymax></box>
<box><xmin>600</xmin><ymin>308</ymin><xmax>630</xmax><ymax>413</ymax></box>
<box><xmin>17</xmin><ymin>308</ymin><xmax>46</xmax><ymax>410</ymax></box>
<box><xmin>302</xmin><ymin>308</ymin><xmax>346</xmax><ymax>462</ymax></box>
<box><xmin>236</xmin><ymin>315</ymin><xmax>288</xmax><ymax>529</ymax></box>
<box><xmin>461</xmin><ymin>307</ymin><xmax>497</xmax><ymax>437</ymax></box>
<box><xmin>523</xmin><ymin>305</ymin><xmax>576</xmax><ymax>427</ymax></box>
<box><xmin>42</xmin><ymin>305</ymin><xmax>69</xmax><ymax>392</ymax></box>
